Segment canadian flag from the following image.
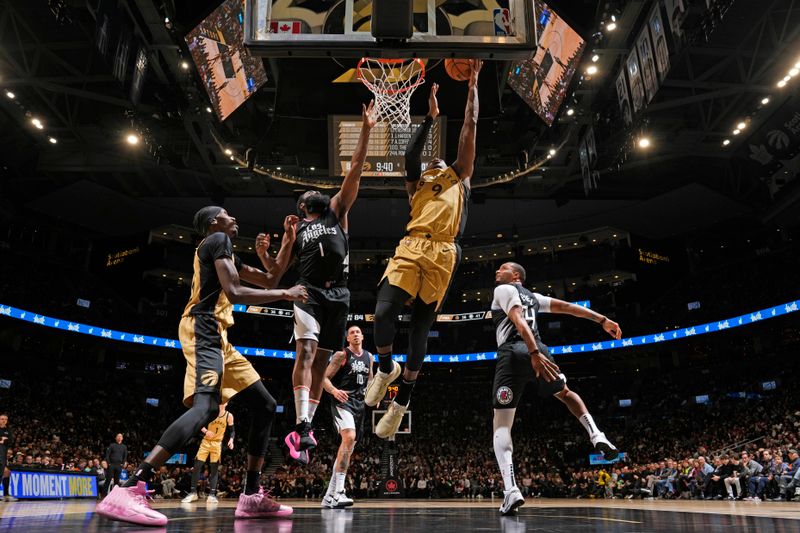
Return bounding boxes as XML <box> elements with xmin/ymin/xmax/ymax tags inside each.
<box><xmin>269</xmin><ymin>21</ymin><xmax>301</xmax><ymax>34</ymax></box>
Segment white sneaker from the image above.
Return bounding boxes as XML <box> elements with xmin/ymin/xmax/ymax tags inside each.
<box><xmin>181</xmin><ymin>492</ymin><xmax>198</xmax><ymax>503</ymax></box>
<box><xmin>499</xmin><ymin>487</ymin><xmax>524</xmax><ymax>515</ymax></box>
<box><xmin>365</xmin><ymin>361</ymin><xmax>401</xmax><ymax>406</ymax></box>
<box><xmin>321</xmin><ymin>490</ymin><xmax>354</xmax><ymax>508</ymax></box>
<box><xmin>590</xmin><ymin>432</ymin><xmax>619</xmax><ymax>461</ymax></box>
<box><xmin>206</xmin><ymin>494</ymin><xmax>218</xmax><ymax>504</ymax></box>
<box><xmin>375</xmin><ymin>401</ymin><xmax>407</xmax><ymax>439</ymax></box>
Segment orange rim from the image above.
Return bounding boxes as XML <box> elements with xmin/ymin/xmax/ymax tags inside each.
<box><xmin>357</xmin><ymin>58</ymin><xmax>426</xmax><ymax>95</ymax></box>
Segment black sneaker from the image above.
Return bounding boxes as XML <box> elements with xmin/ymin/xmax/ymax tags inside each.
<box><xmin>296</xmin><ymin>421</ymin><xmax>317</xmax><ymax>451</ymax></box>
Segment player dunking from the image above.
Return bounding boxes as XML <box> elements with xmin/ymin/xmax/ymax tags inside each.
<box><xmin>97</xmin><ymin>207</ymin><xmax>306</xmax><ymax>526</ymax></box>
<box><xmin>278</xmin><ymin>101</ymin><xmax>376</xmax><ymax>460</ymax></box>
<box><xmin>182</xmin><ymin>403</ymin><xmax>234</xmax><ymax>504</ymax></box>
<box><xmin>366</xmin><ymin>60</ymin><xmax>482</xmax><ymax>438</ymax></box>
<box><xmin>321</xmin><ymin>325</ymin><xmax>373</xmax><ymax>508</ymax></box>
<box><xmin>490</xmin><ymin>262</ymin><xmax>621</xmax><ymax>515</ymax></box>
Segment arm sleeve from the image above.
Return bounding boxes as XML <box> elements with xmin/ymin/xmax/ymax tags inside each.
<box><xmin>532</xmin><ymin>293</ymin><xmax>553</xmax><ymax>313</ymax></box>
<box><xmin>493</xmin><ymin>285</ymin><xmax>522</xmax><ymax>315</ymax></box>
<box><xmin>404</xmin><ymin>116</ymin><xmax>434</xmax><ymax>183</ymax></box>
<box><xmin>224</xmin><ymin>417</ymin><xmax>235</xmax><ymax>441</ymax></box>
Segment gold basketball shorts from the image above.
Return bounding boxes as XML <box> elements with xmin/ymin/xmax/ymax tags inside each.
<box><xmin>380</xmin><ymin>234</ymin><xmax>461</xmax><ymax>311</ymax></box>
<box><xmin>195</xmin><ymin>439</ymin><xmax>222</xmax><ymax>463</ymax></box>
<box><xmin>179</xmin><ymin>314</ymin><xmax>260</xmax><ymax>407</ymax></box>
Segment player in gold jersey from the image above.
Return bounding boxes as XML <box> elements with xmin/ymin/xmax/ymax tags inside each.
<box><xmin>366</xmin><ymin>60</ymin><xmax>482</xmax><ymax>439</ymax></box>
<box><xmin>182</xmin><ymin>403</ymin><xmax>234</xmax><ymax>504</ymax></box>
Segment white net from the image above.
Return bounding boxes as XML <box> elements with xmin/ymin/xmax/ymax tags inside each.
<box><xmin>357</xmin><ymin>58</ymin><xmax>425</xmax><ymax>126</ymax></box>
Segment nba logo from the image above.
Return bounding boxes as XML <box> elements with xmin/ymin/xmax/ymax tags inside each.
<box><xmin>493</xmin><ymin>8</ymin><xmax>512</xmax><ymax>36</ymax></box>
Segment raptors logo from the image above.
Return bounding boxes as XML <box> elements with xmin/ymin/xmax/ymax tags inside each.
<box><xmin>201</xmin><ymin>370</ymin><xmax>219</xmax><ymax>387</ymax></box>
<box><xmin>496</xmin><ymin>386</ymin><xmax>513</xmax><ymax>405</ymax></box>
<box><xmin>386</xmin><ymin>480</ymin><xmax>398</xmax><ymax>492</ymax></box>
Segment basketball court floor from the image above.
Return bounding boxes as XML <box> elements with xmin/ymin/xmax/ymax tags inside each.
<box><xmin>1</xmin><ymin>498</ymin><xmax>798</xmax><ymax>532</ymax></box>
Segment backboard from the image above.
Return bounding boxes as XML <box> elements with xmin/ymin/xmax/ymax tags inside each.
<box><xmin>244</xmin><ymin>0</ymin><xmax>538</xmax><ymax>59</ymax></box>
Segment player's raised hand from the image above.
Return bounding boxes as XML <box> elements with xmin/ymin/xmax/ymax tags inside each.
<box><xmin>468</xmin><ymin>59</ymin><xmax>483</xmax><ymax>86</ymax></box>
<box><xmin>603</xmin><ymin>317</ymin><xmax>622</xmax><ymax>340</ymax></box>
<box><xmin>428</xmin><ymin>83</ymin><xmax>439</xmax><ymax>118</ymax></box>
<box><xmin>362</xmin><ymin>99</ymin><xmax>377</xmax><ymax>129</ymax></box>
<box><xmin>283</xmin><ymin>215</ymin><xmax>299</xmax><ymax>240</ymax></box>
<box><xmin>530</xmin><ymin>351</ymin><xmax>560</xmax><ymax>382</ymax></box>
<box><xmin>255</xmin><ymin>233</ymin><xmax>270</xmax><ymax>258</ymax></box>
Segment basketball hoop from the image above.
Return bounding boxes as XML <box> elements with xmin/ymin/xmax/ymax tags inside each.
<box><xmin>357</xmin><ymin>58</ymin><xmax>425</xmax><ymax>126</ymax></box>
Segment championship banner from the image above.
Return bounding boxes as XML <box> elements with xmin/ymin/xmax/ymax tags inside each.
<box><xmin>636</xmin><ymin>26</ymin><xmax>658</xmax><ymax>103</ymax></box>
<box><xmin>8</xmin><ymin>470</ymin><xmax>97</xmax><ymax>499</ymax></box>
<box><xmin>616</xmin><ymin>69</ymin><xmax>632</xmax><ymax>125</ymax></box>
<box><xmin>625</xmin><ymin>51</ymin><xmax>645</xmax><ymax>115</ymax></box>
<box><xmin>648</xmin><ymin>5</ymin><xmax>670</xmax><ymax>83</ymax></box>
<box><xmin>664</xmin><ymin>0</ymin><xmax>686</xmax><ymax>42</ymax></box>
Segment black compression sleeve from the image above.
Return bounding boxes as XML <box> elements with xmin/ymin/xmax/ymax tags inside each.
<box><xmin>404</xmin><ymin>116</ymin><xmax>434</xmax><ymax>183</ymax></box>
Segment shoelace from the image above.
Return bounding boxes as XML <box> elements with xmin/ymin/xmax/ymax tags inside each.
<box><xmin>132</xmin><ymin>487</ymin><xmax>157</xmax><ymax>508</ymax></box>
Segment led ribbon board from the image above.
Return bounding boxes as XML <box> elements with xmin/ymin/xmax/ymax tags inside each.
<box><xmin>1</xmin><ymin>300</ymin><xmax>797</xmax><ymax>363</ymax></box>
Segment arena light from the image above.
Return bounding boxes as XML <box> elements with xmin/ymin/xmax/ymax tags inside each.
<box><xmin>586</xmin><ymin>65</ymin><xmax>598</xmax><ymax>75</ymax></box>
<box><xmin>310</xmin><ymin>166</ymin><xmax>316</xmax><ymax>171</ymax></box>
<box><xmin>229</xmin><ymin>155</ymin><xmax>235</xmax><ymax>161</ymax></box>
<box><xmin>180</xmin><ymin>61</ymin><xmax>190</xmax><ymax>71</ymax></box>
<box><xmin>224</xmin><ymin>148</ymin><xmax>233</xmax><ymax>155</ymax></box>
<box><xmin>606</xmin><ymin>22</ymin><xmax>617</xmax><ymax>31</ymax></box>
<box><xmin>31</xmin><ymin>117</ymin><xmax>44</xmax><ymax>130</ymax></box>
<box><xmin>5</xmin><ymin>90</ymin><xmax>15</xmax><ymax>99</ymax></box>
<box><xmin>48</xmin><ymin>137</ymin><xmax>57</xmax><ymax>144</ymax></box>
<box><xmin>777</xmin><ymin>79</ymin><xmax>787</xmax><ymax>88</ymax></box>
<box><xmin>722</xmin><ymin>139</ymin><xmax>731</xmax><ymax>146</ymax></box>
<box><xmin>790</xmin><ymin>68</ymin><xmax>799</xmax><ymax>77</ymax></box>
<box><xmin>733</xmin><ymin>129</ymin><xmax>740</xmax><ymax>135</ymax></box>
<box><xmin>591</xmin><ymin>54</ymin><xmax>599</xmax><ymax>62</ymax></box>
<box><xmin>761</xmin><ymin>97</ymin><xmax>770</xmax><ymax>105</ymax></box>
<box><xmin>566</xmin><ymin>108</ymin><xmax>575</xmax><ymax>116</ymax></box>
<box><xmin>736</xmin><ymin>121</ymin><xmax>746</xmax><ymax>130</ymax></box>
<box><xmin>638</xmin><ymin>137</ymin><xmax>651</xmax><ymax>149</ymax></box>
<box><xmin>205</xmin><ymin>107</ymin><xmax>213</xmax><ymax>113</ymax></box>
<box><xmin>549</xmin><ymin>148</ymin><xmax>557</xmax><ymax>156</ymax></box>
<box><xmin>126</xmin><ymin>133</ymin><xmax>140</xmax><ymax>145</ymax></box>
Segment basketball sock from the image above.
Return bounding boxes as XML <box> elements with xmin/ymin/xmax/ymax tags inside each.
<box><xmin>124</xmin><ymin>462</ymin><xmax>154</xmax><ymax>487</ymax></box>
<box><xmin>579</xmin><ymin>413</ymin><xmax>600</xmax><ymax>438</ymax></box>
<box><xmin>308</xmin><ymin>399</ymin><xmax>320</xmax><ymax>421</ymax></box>
<box><xmin>190</xmin><ymin>459</ymin><xmax>204</xmax><ymax>492</ymax></box>
<box><xmin>394</xmin><ymin>378</ymin><xmax>416</xmax><ymax>407</ymax></box>
<box><xmin>493</xmin><ymin>423</ymin><xmax>516</xmax><ymax>491</ymax></box>
<box><xmin>244</xmin><ymin>470</ymin><xmax>261</xmax><ymax>495</ymax></box>
<box><xmin>326</xmin><ymin>461</ymin><xmax>338</xmax><ymax>495</ymax></box>
<box><xmin>294</xmin><ymin>386</ymin><xmax>310</xmax><ymax>424</ymax></box>
<box><xmin>334</xmin><ymin>472</ymin><xmax>346</xmax><ymax>493</ymax></box>
<box><xmin>378</xmin><ymin>353</ymin><xmax>394</xmax><ymax>374</ymax></box>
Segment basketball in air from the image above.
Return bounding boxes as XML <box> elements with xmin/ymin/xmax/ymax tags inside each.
<box><xmin>444</xmin><ymin>59</ymin><xmax>473</xmax><ymax>81</ymax></box>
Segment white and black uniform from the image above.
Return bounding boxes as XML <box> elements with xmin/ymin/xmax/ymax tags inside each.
<box><xmin>491</xmin><ymin>283</ymin><xmax>566</xmax><ymax>409</ymax></box>
<box><xmin>292</xmin><ymin>207</ymin><xmax>350</xmax><ymax>351</ymax></box>
<box><xmin>329</xmin><ymin>347</ymin><xmax>371</xmax><ymax>440</ymax></box>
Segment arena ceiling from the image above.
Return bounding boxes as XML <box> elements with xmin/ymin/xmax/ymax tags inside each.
<box><xmin>0</xmin><ymin>0</ymin><xmax>798</xmax><ymax>238</ymax></box>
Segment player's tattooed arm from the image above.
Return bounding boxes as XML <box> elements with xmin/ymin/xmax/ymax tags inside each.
<box><xmin>323</xmin><ymin>351</ymin><xmax>349</xmax><ymax>403</ymax></box>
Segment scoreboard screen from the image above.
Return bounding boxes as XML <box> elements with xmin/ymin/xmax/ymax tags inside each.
<box><xmin>329</xmin><ymin>116</ymin><xmax>445</xmax><ymax>178</ymax></box>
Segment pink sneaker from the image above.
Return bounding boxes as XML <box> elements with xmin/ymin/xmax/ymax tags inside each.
<box><xmin>284</xmin><ymin>431</ymin><xmax>302</xmax><ymax>460</ymax></box>
<box><xmin>95</xmin><ymin>482</ymin><xmax>168</xmax><ymax>526</ymax></box>
<box><xmin>235</xmin><ymin>488</ymin><xmax>293</xmax><ymax>519</ymax></box>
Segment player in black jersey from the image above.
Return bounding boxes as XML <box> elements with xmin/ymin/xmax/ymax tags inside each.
<box><xmin>97</xmin><ymin>207</ymin><xmax>306</xmax><ymax>526</ymax></box>
<box><xmin>490</xmin><ymin>262</ymin><xmax>622</xmax><ymax>515</ymax></box>
<box><xmin>321</xmin><ymin>325</ymin><xmax>373</xmax><ymax>508</ymax></box>
<box><xmin>274</xmin><ymin>101</ymin><xmax>376</xmax><ymax>460</ymax></box>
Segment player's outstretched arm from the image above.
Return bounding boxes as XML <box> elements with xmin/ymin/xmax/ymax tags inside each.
<box><xmin>323</xmin><ymin>350</ymin><xmax>349</xmax><ymax>403</ymax></box>
<box><xmin>452</xmin><ymin>59</ymin><xmax>482</xmax><ymax>182</ymax></box>
<box><xmin>215</xmin><ymin>256</ymin><xmax>307</xmax><ymax>305</ymax></box>
<box><xmin>331</xmin><ymin>100</ymin><xmax>376</xmax><ymax>224</ymax></box>
<box><xmin>403</xmin><ymin>83</ymin><xmax>440</xmax><ymax>199</ymax></box>
<box><xmin>243</xmin><ymin>216</ymin><xmax>298</xmax><ymax>289</ymax></box>
<box><xmin>548</xmin><ymin>299</ymin><xmax>622</xmax><ymax>339</ymax></box>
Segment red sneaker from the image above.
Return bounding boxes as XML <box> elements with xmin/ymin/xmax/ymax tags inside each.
<box><xmin>95</xmin><ymin>482</ymin><xmax>168</xmax><ymax>526</ymax></box>
<box><xmin>235</xmin><ymin>488</ymin><xmax>293</xmax><ymax>519</ymax></box>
